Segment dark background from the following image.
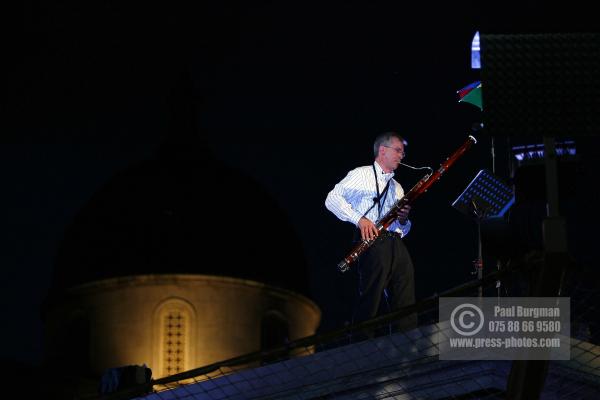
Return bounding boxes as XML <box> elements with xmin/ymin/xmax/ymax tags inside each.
<box><xmin>4</xmin><ymin>0</ymin><xmax>597</xmax><ymax>366</ymax></box>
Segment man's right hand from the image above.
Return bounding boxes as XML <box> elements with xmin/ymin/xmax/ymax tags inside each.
<box><xmin>358</xmin><ymin>217</ymin><xmax>379</xmax><ymax>241</ymax></box>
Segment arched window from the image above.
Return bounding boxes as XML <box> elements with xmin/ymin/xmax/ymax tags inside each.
<box><xmin>153</xmin><ymin>298</ymin><xmax>195</xmax><ymax>377</ymax></box>
<box><xmin>260</xmin><ymin>310</ymin><xmax>289</xmax><ymax>364</ymax></box>
<box><xmin>61</xmin><ymin>312</ymin><xmax>91</xmax><ymax>374</ymax></box>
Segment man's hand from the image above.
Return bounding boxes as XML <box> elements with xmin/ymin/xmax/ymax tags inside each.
<box><xmin>358</xmin><ymin>217</ymin><xmax>379</xmax><ymax>241</ymax></box>
<box><xmin>396</xmin><ymin>205</ymin><xmax>411</xmax><ymax>224</ymax></box>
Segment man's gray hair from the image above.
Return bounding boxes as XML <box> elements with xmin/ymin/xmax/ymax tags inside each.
<box><xmin>373</xmin><ymin>131</ymin><xmax>407</xmax><ymax>158</ymax></box>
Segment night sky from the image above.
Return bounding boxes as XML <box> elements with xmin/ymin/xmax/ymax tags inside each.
<box><xmin>4</xmin><ymin>1</ymin><xmax>597</xmax><ymax>366</ymax></box>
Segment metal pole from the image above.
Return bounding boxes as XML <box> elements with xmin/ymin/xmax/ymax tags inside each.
<box><xmin>506</xmin><ymin>136</ymin><xmax>568</xmax><ymax>399</ymax></box>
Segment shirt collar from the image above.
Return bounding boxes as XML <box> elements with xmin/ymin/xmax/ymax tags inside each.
<box><xmin>374</xmin><ymin>161</ymin><xmax>395</xmax><ymax>181</ymax></box>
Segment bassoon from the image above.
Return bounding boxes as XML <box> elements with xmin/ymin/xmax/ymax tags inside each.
<box><xmin>337</xmin><ymin>135</ymin><xmax>477</xmax><ymax>273</ymax></box>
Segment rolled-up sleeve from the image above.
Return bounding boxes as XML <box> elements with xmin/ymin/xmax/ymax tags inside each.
<box><xmin>325</xmin><ymin>169</ymin><xmax>364</xmax><ymax>226</ymax></box>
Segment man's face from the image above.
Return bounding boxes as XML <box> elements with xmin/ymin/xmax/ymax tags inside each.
<box><xmin>379</xmin><ymin>137</ymin><xmax>405</xmax><ymax>172</ymax></box>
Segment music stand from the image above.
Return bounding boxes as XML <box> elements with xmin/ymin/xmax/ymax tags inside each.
<box><xmin>452</xmin><ymin>169</ymin><xmax>514</xmax><ymax>296</ymax></box>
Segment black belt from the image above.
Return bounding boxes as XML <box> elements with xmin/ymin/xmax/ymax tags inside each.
<box><xmin>378</xmin><ymin>230</ymin><xmax>401</xmax><ymax>239</ymax></box>
<box><xmin>354</xmin><ymin>229</ymin><xmax>401</xmax><ymax>242</ymax></box>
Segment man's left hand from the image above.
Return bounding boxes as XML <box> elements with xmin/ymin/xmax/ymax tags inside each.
<box><xmin>396</xmin><ymin>205</ymin><xmax>411</xmax><ymax>224</ymax></box>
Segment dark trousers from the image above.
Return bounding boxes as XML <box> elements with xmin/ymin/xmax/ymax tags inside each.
<box><xmin>353</xmin><ymin>233</ymin><xmax>417</xmax><ymax>334</ymax></box>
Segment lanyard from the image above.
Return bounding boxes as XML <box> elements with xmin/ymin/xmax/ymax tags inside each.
<box><xmin>372</xmin><ymin>164</ymin><xmax>391</xmax><ymax>219</ymax></box>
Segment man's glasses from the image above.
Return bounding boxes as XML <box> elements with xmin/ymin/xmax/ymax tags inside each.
<box><xmin>383</xmin><ymin>145</ymin><xmax>405</xmax><ymax>157</ymax></box>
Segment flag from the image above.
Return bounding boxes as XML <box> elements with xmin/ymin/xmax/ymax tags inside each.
<box><xmin>457</xmin><ymin>81</ymin><xmax>482</xmax><ymax>110</ymax></box>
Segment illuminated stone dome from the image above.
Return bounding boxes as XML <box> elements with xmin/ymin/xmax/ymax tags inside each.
<box><xmin>44</xmin><ymin>145</ymin><xmax>320</xmax><ymax>387</ymax></box>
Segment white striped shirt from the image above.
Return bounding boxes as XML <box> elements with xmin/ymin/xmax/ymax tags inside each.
<box><xmin>325</xmin><ymin>161</ymin><xmax>411</xmax><ymax>237</ymax></box>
